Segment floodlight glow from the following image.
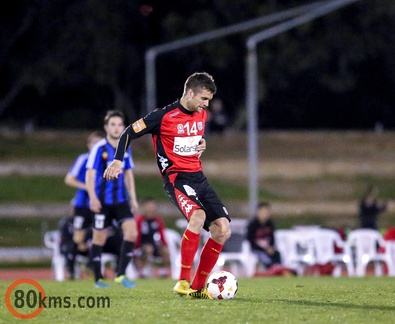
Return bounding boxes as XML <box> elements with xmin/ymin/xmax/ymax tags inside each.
<box><xmin>362</xmin><ymin>254</ymin><xmax>370</xmax><ymax>263</ymax></box>
<box><xmin>343</xmin><ymin>255</ymin><xmax>351</xmax><ymax>263</ymax></box>
<box><xmin>303</xmin><ymin>254</ymin><xmax>313</xmax><ymax>262</ymax></box>
<box><xmin>216</xmin><ymin>258</ymin><xmax>225</xmax><ymax>266</ymax></box>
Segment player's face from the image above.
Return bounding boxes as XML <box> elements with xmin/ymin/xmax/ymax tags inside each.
<box><xmin>186</xmin><ymin>88</ymin><xmax>213</xmax><ymax>113</ymax></box>
<box><xmin>142</xmin><ymin>201</ymin><xmax>157</xmax><ymax>218</ymax></box>
<box><xmin>105</xmin><ymin>116</ymin><xmax>125</xmax><ymax>140</ymax></box>
<box><xmin>257</xmin><ymin>207</ymin><xmax>270</xmax><ymax>222</ymax></box>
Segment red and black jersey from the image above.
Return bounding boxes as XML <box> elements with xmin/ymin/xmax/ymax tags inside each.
<box><xmin>115</xmin><ymin>100</ymin><xmax>207</xmax><ymax>176</ymax></box>
<box><xmin>135</xmin><ymin>214</ymin><xmax>168</xmax><ymax>248</ymax></box>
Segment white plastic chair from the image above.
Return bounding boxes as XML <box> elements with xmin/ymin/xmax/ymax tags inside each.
<box><xmin>347</xmin><ymin>229</ymin><xmax>388</xmax><ymax>277</ymax></box>
<box><xmin>164</xmin><ymin>228</ymin><xmax>182</xmax><ymax>280</ymax></box>
<box><xmin>274</xmin><ymin>229</ymin><xmax>316</xmax><ymax>276</ymax></box>
<box><xmin>383</xmin><ymin>241</ymin><xmax>395</xmax><ymax>277</ymax></box>
<box><xmin>44</xmin><ymin>230</ymin><xmax>66</xmax><ymax>281</ymax></box>
<box><xmin>213</xmin><ymin>219</ymin><xmax>258</xmax><ymax>277</ymax></box>
<box><xmin>214</xmin><ymin>237</ymin><xmax>258</xmax><ymax>277</ymax></box>
<box><xmin>312</xmin><ymin>228</ymin><xmax>354</xmax><ymax>277</ymax></box>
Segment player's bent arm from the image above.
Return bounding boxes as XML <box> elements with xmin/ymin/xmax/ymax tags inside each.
<box><xmin>103</xmin><ymin>159</ymin><xmax>123</xmax><ymax>180</ymax></box>
<box><xmin>85</xmin><ymin>169</ymin><xmax>101</xmax><ymax>212</ymax></box>
<box><xmin>114</xmin><ymin>126</ymin><xmax>136</xmax><ymax>161</ymax></box>
<box><xmin>114</xmin><ymin>111</ymin><xmax>163</xmax><ymax>161</ymax></box>
<box><xmin>196</xmin><ymin>138</ymin><xmax>206</xmax><ymax>158</ymax></box>
<box><xmin>64</xmin><ymin>173</ymin><xmax>86</xmax><ymax>190</ymax></box>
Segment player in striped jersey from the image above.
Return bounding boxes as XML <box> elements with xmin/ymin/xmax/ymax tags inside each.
<box><xmin>86</xmin><ymin>110</ymin><xmax>139</xmax><ymax>288</ymax></box>
<box><xmin>64</xmin><ymin>131</ymin><xmax>103</xmax><ymax>279</ymax></box>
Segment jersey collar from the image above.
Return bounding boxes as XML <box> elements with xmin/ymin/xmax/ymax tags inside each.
<box><xmin>176</xmin><ymin>100</ymin><xmax>194</xmax><ymax>115</ymax></box>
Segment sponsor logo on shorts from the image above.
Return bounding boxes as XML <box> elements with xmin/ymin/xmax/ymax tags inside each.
<box><xmin>183</xmin><ymin>185</ymin><xmax>197</xmax><ymax>196</ymax></box>
<box><xmin>177</xmin><ymin>194</ymin><xmax>195</xmax><ymax>217</ymax></box>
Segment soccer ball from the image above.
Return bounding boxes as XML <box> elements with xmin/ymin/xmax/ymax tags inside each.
<box><xmin>206</xmin><ymin>270</ymin><xmax>238</xmax><ymax>299</ymax></box>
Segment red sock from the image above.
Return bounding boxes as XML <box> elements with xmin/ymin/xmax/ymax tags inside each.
<box><xmin>179</xmin><ymin>229</ymin><xmax>200</xmax><ymax>282</ymax></box>
<box><xmin>191</xmin><ymin>238</ymin><xmax>223</xmax><ymax>290</ymax></box>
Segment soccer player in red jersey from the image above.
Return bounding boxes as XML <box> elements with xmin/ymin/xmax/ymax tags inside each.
<box><xmin>104</xmin><ymin>72</ymin><xmax>231</xmax><ymax>299</ymax></box>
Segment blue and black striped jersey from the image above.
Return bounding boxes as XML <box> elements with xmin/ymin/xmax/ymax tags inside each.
<box><xmin>68</xmin><ymin>152</ymin><xmax>90</xmax><ymax>208</ymax></box>
<box><xmin>87</xmin><ymin>138</ymin><xmax>134</xmax><ymax>205</ymax></box>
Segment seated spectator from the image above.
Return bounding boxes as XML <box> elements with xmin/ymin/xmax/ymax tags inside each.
<box><xmin>246</xmin><ymin>202</ymin><xmax>281</xmax><ymax>272</ymax></box>
<box><xmin>134</xmin><ymin>198</ymin><xmax>170</xmax><ymax>278</ymax></box>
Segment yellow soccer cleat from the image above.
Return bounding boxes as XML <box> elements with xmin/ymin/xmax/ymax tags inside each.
<box><xmin>187</xmin><ymin>287</ymin><xmax>213</xmax><ymax>300</ymax></box>
<box><xmin>114</xmin><ymin>275</ymin><xmax>136</xmax><ymax>288</ymax></box>
<box><xmin>173</xmin><ymin>279</ymin><xmax>190</xmax><ymax>296</ymax></box>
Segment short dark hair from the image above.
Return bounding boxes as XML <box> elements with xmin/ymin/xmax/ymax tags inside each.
<box><xmin>257</xmin><ymin>201</ymin><xmax>271</xmax><ymax>209</ymax></box>
<box><xmin>103</xmin><ymin>110</ymin><xmax>126</xmax><ymax>125</ymax></box>
<box><xmin>184</xmin><ymin>72</ymin><xmax>216</xmax><ymax>95</ymax></box>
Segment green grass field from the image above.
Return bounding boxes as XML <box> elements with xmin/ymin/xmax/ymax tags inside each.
<box><xmin>1</xmin><ymin>277</ymin><xmax>394</xmax><ymax>323</ymax></box>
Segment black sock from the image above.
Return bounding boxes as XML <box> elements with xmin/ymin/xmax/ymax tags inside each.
<box><xmin>90</xmin><ymin>244</ymin><xmax>103</xmax><ymax>282</ymax></box>
<box><xmin>66</xmin><ymin>243</ymin><xmax>78</xmax><ymax>279</ymax></box>
<box><xmin>117</xmin><ymin>240</ymin><xmax>134</xmax><ymax>277</ymax></box>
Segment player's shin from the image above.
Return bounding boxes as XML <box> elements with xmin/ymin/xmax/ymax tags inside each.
<box><xmin>90</xmin><ymin>244</ymin><xmax>104</xmax><ymax>282</ymax></box>
<box><xmin>117</xmin><ymin>240</ymin><xmax>135</xmax><ymax>276</ymax></box>
<box><xmin>179</xmin><ymin>229</ymin><xmax>200</xmax><ymax>281</ymax></box>
<box><xmin>191</xmin><ymin>238</ymin><xmax>223</xmax><ymax>290</ymax></box>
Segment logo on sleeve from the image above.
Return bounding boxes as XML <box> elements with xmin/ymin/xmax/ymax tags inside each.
<box><xmin>132</xmin><ymin>118</ymin><xmax>147</xmax><ymax>133</ymax></box>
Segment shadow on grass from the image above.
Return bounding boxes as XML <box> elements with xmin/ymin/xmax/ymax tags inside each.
<box><xmin>270</xmin><ymin>299</ymin><xmax>395</xmax><ymax>312</ymax></box>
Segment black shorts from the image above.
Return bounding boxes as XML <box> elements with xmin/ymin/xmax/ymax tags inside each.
<box><xmin>73</xmin><ymin>207</ymin><xmax>93</xmax><ymax>230</ymax></box>
<box><xmin>92</xmin><ymin>202</ymin><xmax>134</xmax><ymax>230</ymax></box>
<box><xmin>163</xmin><ymin>171</ymin><xmax>230</xmax><ymax>231</ymax></box>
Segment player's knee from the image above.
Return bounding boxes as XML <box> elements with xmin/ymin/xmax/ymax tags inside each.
<box><xmin>188</xmin><ymin>209</ymin><xmax>206</xmax><ymax>231</ymax></box>
<box><xmin>123</xmin><ymin>227</ymin><xmax>138</xmax><ymax>241</ymax></box>
<box><xmin>210</xmin><ymin>219</ymin><xmax>231</xmax><ymax>244</ymax></box>
<box><xmin>122</xmin><ymin>219</ymin><xmax>137</xmax><ymax>241</ymax></box>
<box><xmin>72</xmin><ymin>231</ymin><xmax>84</xmax><ymax>245</ymax></box>
<box><xmin>217</xmin><ymin>226</ymin><xmax>231</xmax><ymax>243</ymax></box>
<box><xmin>123</xmin><ymin>230</ymin><xmax>137</xmax><ymax>242</ymax></box>
<box><xmin>92</xmin><ymin>229</ymin><xmax>107</xmax><ymax>245</ymax></box>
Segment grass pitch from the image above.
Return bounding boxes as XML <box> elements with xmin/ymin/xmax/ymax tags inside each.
<box><xmin>1</xmin><ymin>276</ymin><xmax>394</xmax><ymax>323</ymax></box>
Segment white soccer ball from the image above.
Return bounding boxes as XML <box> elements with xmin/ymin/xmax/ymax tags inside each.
<box><xmin>206</xmin><ymin>270</ymin><xmax>238</xmax><ymax>299</ymax></box>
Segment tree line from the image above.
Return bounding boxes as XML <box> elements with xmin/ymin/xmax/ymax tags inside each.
<box><xmin>1</xmin><ymin>0</ymin><xmax>394</xmax><ymax>129</ymax></box>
